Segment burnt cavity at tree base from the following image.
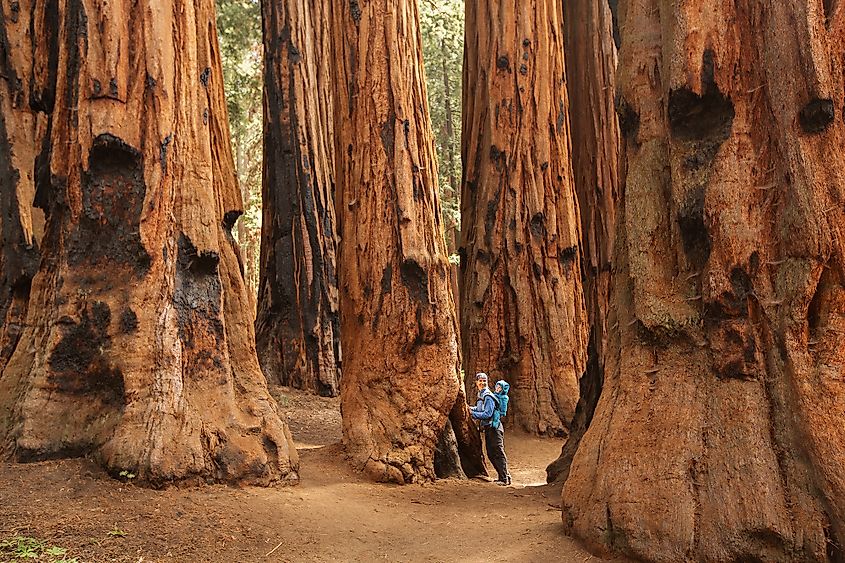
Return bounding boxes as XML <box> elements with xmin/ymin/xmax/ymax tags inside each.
<box><xmin>68</xmin><ymin>134</ymin><xmax>151</xmax><ymax>277</ymax></box>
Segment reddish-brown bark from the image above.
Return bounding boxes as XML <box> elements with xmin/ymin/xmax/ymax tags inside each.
<box><xmin>331</xmin><ymin>0</ymin><xmax>483</xmax><ymax>483</ymax></box>
<box><xmin>0</xmin><ymin>0</ymin><xmax>47</xmax><ymax>371</ymax></box>
<box><xmin>461</xmin><ymin>0</ymin><xmax>587</xmax><ymax>434</ymax></box>
<box><xmin>563</xmin><ymin>1</ymin><xmax>845</xmax><ymax>560</ymax></box>
<box><xmin>0</xmin><ymin>0</ymin><xmax>298</xmax><ymax>486</ymax></box>
<box><xmin>546</xmin><ymin>0</ymin><xmax>622</xmax><ymax>483</ymax></box>
<box><xmin>256</xmin><ymin>0</ymin><xmax>341</xmax><ymax>396</ymax></box>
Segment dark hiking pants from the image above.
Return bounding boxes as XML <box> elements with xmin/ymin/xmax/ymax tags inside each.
<box><xmin>484</xmin><ymin>426</ymin><xmax>509</xmax><ymax>481</ymax></box>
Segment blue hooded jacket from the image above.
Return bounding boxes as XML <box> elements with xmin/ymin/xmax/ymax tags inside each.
<box><xmin>492</xmin><ymin>380</ymin><xmax>510</xmax><ymax>429</ymax></box>
<box><xmin>470</xmin><ymin>387</ymin><xmax>497</xmax><ymax>428</ymax></box>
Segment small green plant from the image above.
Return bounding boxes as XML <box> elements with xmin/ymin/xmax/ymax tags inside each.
<box><xmin>0</xmin><ymin>536</ymin><xmax>43</xmax><ymax>559</ymax></box>
<box><xmin>107</xmin><ymin>526</ymin><xmax>127</xmax><ymax>538</ymax></box>
<box><xmin>118</xmin><ymin>470</ymin><xmax>136</xmax><ymax>480</ymax></box>
<box><xmin>0</xmin><ymin>535</ymin><xmax>75</xmax><ymax>562</ymax></box>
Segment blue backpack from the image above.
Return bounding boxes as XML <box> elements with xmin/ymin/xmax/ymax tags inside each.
<box><xmin>491</xmin><ymin>380</ymin><xmax>510</xmax><ymax>429</ymax></box>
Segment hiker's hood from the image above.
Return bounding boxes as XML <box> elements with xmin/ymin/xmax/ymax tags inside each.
<box><xmin>495</xmin><ymin>380</ymin><xmax>510</xmax><ymax>395</ymax></box>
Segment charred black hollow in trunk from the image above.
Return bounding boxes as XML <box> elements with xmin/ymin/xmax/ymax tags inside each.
<box><xmin>823</xmin><ymin>0</ymin><xmax>839</xmax><ymax>26</ymax></box>
<box><xmin>222</xmin><ymin>210</ymin><xmax>241</xmax><ymax>233</ymax></box>
<box><xmin>119</xmin><ymin>308</ymin><xmax>139</xmax><ymax>333</ymax></box>
<box><xmin>669</xmin><ymin>51</ymin><xmax>734</xmax><ymax>143</ymax></box>
<box><xmin>69</xmin><ymin>134</ymin><xmax>151</xmax><ymax>277</ymax></box>
<box><xmin>615</xmin><ymin>96</ymin><xmax>639</xmax><ymax>141</ymax></box>
<box><xmin>47</xmin><ymin>301</ymin><xmax>124</xmax><ymax>406</ymax></box>
<box><xmin>799</xmin><ymin>98</ymin><xmax>834</xmax><ymax>133</ymax></box>
<box><xmin>400</xmin><ymin>258</ymin><xmax>430</xmax><ymax>304</ymax></box>
<box><xmin>668</xmin><ymin>87</ymin><xmax>734</xmax><ymax>142</ymax></box>
<box><xmin>433</xmin><ymin>419</ymin><xmax>465</xmax><ymax>479</ymax></box>
<box><xmin>678</xmin><ymin>188</ymin><xmax>712</xmax><ymax>268</ymax></box>
<box><xmin>174</xmin><ymin>233</ymin><xmax>223</xmax><ymax>353</ymax></box>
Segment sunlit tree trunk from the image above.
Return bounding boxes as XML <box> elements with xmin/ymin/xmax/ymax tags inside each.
<box><xmin>563</xmin><ymin>1</ymin><xmax>845</xmax><ymax>560</ymax></box>
<box><xmin>460</xmin><ymin>0</ymin><xmax>587</xmax><ymax>434</ymax></box>
<box><xmin>331</xmin><ymin>0</ymin><xmax>483</xmax><ymax>483</ymax></box>
<box><xmin>0</xmin><ymin>0</ymin><xmax>298</xmax><ymax>486</ymax></box>
<box><xmin>256</xmin><ymin>0</ymin><xmax>341</xmax><ymax>396</ymax></box>
<box><xmin>546</xmin><ymin>0</ymin><xmax>621</xmax><ymax>483</ymax></box>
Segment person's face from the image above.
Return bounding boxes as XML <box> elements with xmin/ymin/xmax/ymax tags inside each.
<box><xmin>495</xmin><ymin>384</ymin><xmax>502</xmax><ymax>393</ymax></box>
<box><xmin>476</xmin><ymin>379</ymin><xmax>486</xmax><ymax>391</ymax></box>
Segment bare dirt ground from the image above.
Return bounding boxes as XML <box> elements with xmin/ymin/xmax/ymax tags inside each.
<box><xmin>1</xmin><ymin>387</ymin><xmax>621</xmax><ymax>562</ymax></box>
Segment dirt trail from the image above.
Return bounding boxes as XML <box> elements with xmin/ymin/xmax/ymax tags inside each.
<box><xmin>1</xmin><ymin>388</ymin><xmax>622</xmax><ymax>562</ymax></box>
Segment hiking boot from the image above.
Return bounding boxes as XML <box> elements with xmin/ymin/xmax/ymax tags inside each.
<box><xmin>494</xmin><ymin>479</ymin><xmax>508</xmax><ymax>486</ymax></box>
<box><xmin>506</xmin><ymin>475</ymin><xmax>512</xmax><ymax>486</ymax></box>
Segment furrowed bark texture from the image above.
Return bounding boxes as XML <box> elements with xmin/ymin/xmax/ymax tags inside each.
<box><xmin>0</xmin><ymin>0</ymin><xmax>299</xmax><ymax>486</ymax></box>
<box><xmin>0</xmin><ymin>0</ymin><xmax>47</xmax><ymax>370</ymax></box>
<box><xmin>257</xmin><ymin>0</ymin><xmax>341</xmax><ymax>396</ymax></box>
<box><xmin>461</xmin><ymin>0</ymin><xmax>587</xmax><ymax>435</ymax></box>
<box><xmin>563</xmin><ymin>1</ymin><xmax>845</xmax><ymax>560</ymax></box>
<box><xmin>546</xmin><ymin>0</ymin><xmax>621</xmax><ymax>483</ymax></box>
<box><xmin>331</xmin><ymin>0</ymin><xmax>481</xmax><ymax>483</ymax></box>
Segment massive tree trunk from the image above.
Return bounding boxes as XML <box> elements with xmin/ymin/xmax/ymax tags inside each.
<box><xmin>331</xmin><ymin>0</ymin><xmax>483</xmax><ymax>483</ymax></box>
<box><xmin>256</xmin><ymin>0</ymin><xmax>341</xmax><ymax>396</ymax></box>
<box><xmin>0</xmin><ymin>0</ymin><xmax>298</xmax><ymax>486</ymax></box>
<box><xmin>563</xmin><ymin>1</ymin><xmax>845</xmax><ymax>560</ymax></box>
<box><xmin>546</xmin><ymin>0</ymin><xmax>621</xmax><ymax>483</ymax></box>
<box><xmin>0</xmin><ymin>0</ymin><xmax>47</xmax><ymax>370</ymax></box>
<box><xmin>460</xmin><ymin>0</ymin><xmax>587</xmax><ymax>434</ymax></box>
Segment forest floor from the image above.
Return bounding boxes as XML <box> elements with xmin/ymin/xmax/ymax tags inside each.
<box><xmin>0</xmin><ymin>387</ymin><xmax>623</xmax><ymax>562</ymax></box>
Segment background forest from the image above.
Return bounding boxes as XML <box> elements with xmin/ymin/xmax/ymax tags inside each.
<box><xmin>217</xmin><ymin>0</ymin><xmax>464</xmax><ymax>296</ymax></box>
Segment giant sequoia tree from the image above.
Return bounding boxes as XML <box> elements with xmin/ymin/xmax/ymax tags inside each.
<box><xmin>461</xmin><ymin>0</ymin><xmax>587</xmax><ymax>434</ymax></box>
<box><xmin>546</xmin><ymin>0</ymin><xmax>621</xmax><ymax>483</ymax></box>
<box><xmin>331</xmin><ymin>0</ymin><xmax>483</xmax><ymax>483</ymax></box>
<box><xmin>563</xmin><ymin>0</ymin><xmax>845</xmax><ymax>560</ymax></box>
<box><xmin>0</xmin><ymin>0</ymin><xmax>298</xmax><ymax>486</ymax></box>
<box><xmin>256</xmin><ymin>0</ymin><xmax>341</xmax><ymax>396</ymax></box>
<box><xmin>0</xmin><ymin>0</ymin><xmax>46</xmax><ymax>370</ymax></box>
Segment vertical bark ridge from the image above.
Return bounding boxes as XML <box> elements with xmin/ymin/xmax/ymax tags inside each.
<box><xmin>461</xmin><ymin>0</ymin><xmax>587</xmax><ymax>435</ymax></box>
<box><xmin>562</xmin><ymin>0</ymin><xmax>845</xmax><ymax>560</ymax></box>
<box><xmin>256</xmin><ymin>0</ymin><xmax>341</xmax><ymax>396</ymax></box>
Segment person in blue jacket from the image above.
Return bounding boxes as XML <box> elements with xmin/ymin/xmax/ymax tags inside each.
<box><xmin>469</xmin><ymin>372</ymin><xmax>511</xmax><ymax>485</ymax></box>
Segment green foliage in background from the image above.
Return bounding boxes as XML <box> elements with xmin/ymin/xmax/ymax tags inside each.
<box><xmin>217</xmin><ymin>0</ymin><xmax>262</xmax><ymax>213</ymax></box>
<box><xmin>217</xmin><ymin>0</ymin><xmax>263</xmax><ymax>293</ymax></box>
<box><xmin>217</xmin><ymin>0</ymin><xmax>261</xmax><ymax>135</ymax></box>
<box><xmin>420</xmin><ymin>0</ymin><xmax>464</xmax><ymax>249</ymax></box>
